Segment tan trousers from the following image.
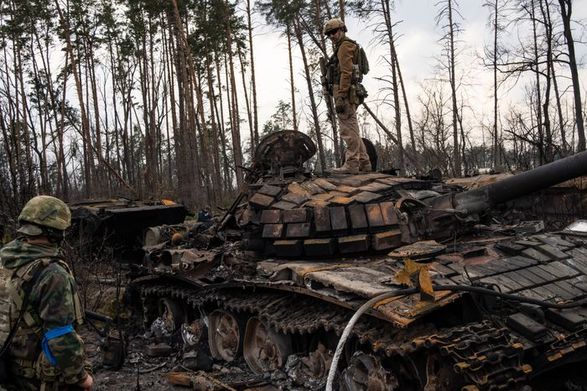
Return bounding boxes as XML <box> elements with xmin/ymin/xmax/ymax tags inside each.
<box><xmin>337</xmin><ymin>103</ymin><xmax>369</xmax><ymax>169</ymax></box>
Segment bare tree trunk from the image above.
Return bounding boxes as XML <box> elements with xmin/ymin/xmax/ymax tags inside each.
<box><xmin>558</xmin><ymin>0</ymin><xmax>585</xmax><ymax>151</ymax></box>
<box><xmin>216</xmin><ymin>53</ymin><xmax>232</xmax><ymax>194</ymax></box>
<box><xmin>54</xmin><ymin>0</ymin><xmax>94</xmax><ymax>196</ymax></box>
<box><xmin>492</xmin><ymin>0</ymin><xmax>500</xmax><ymax>168</ymax></box>
<box><xmin>530</xmin><ymin>0</ymin><xmax>545</xmax><ymax>164</ymax></box>
<box><xmin>225</xmin><ymin>1</ymin><xmax>244</xmax><ymax>187</ymax></box>
<box><xmin>205</xmin><ymin>54</ymin><xmax>222</xmax><ymax>203</ymax></box>
<box><xmin>237</xmin><ymin>48</ymin><xmax>255</xmax><ymax>156</ymax></box>
<box><xmin>293</xmin><ymin>18</ymin><xmax>327</xmax><ymax>171</ymax></box>
<box><xmin>447</xmin><ymin>0</ymin><xmax>461</xmax><ymax>176</ymax></box>
<box><xmin>287</xmin><ymin>25</ymin><xmax>298</xmax><ymax>132</ymax></box>
<box><xmin>170</xmin><ymin>0</ymin><xmax>203</xmax><ymax>205</ymax></box>
<box><xmin>245</xmin><ymin>0</ymin><xmax>259</xmax><ymax>147</ymax></box>
<box><xmin>381</xmin><ymin>0</ymin><xmax>404</xmax><ymax>174</ymax></box>
<box><xmin>539</xmin><ymin>0</ymin><xmax>554</xmax><ymax>162</ymax></box>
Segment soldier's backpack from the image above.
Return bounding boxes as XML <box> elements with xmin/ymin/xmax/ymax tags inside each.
<box><xmin>0</xmin><ymin>260</ymin><xmax>50</xmax><ymax>383</ymax></box>
<box><xmin>354</xmin><ymin>44</ymin><xmax>370</xmax><ymax>77</ymax></box>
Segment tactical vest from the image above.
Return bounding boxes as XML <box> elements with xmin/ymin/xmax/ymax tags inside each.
<box><xmin>326</xmin><ymin>38</ymin><xmax>369</xmax><ymax>104</ymax></box>
<box><xmin>328</xmin><ymin>38</ymin><xmax>369</xmax><ymax>84</ymax></box>
<box><xmin>0</xmin><ymin>258</ymin><xmax>83</xmax><ymax>377</ymax></box>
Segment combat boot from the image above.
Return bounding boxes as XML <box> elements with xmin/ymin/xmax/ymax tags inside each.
<box><xmin>331</xmin><ymin>163</ymin><xmax>359</xmax><ymax>175</ymax></box>
<box><xmin>359</xmin><ymin>161</ymin><xmax>372</xmax><ymax>172</ymax></box>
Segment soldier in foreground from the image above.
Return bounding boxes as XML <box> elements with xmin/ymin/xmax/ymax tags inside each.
<box><xmin>323</xmin><ymin>17</ymin><xmax>371</xmax><ymax>175</ymax></box>
<box><xmin>0</xmin><ymin>196</ymin><xmax>93</xmax><ymax>390</ymax></box>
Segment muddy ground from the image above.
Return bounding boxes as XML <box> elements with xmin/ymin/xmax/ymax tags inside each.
<box><xmin>83</xmin><ymin>324</ymin><xmax>276</xmax><ymax>391</ymax></box>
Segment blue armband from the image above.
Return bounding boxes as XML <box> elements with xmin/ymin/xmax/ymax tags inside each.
<box><xmin>42</xmin><ymin>324</ymin><xmax>74</xmax><ymax>366</ymax></box>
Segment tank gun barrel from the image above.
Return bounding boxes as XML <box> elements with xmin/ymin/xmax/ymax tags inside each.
<box><xmin>453</xmin><ymin>149</ymin><xmax>587</xmax><ymax>214</ymax></box>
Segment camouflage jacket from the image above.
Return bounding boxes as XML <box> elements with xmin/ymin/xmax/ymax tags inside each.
<box><xmin>0</xmin><ymin>238</ymin><xmax>88</xmax><ymax>385</ymax></box>
<box><xmin>333</xmin><ymin>36</ymin><xmax>358</xmax><ymax>99</ymax></box>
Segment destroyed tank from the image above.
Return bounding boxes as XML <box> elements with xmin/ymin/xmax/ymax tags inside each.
<box><xmin>131</xmin><ymin>131</ymin><xmax>587</xmax><ymax>390</ymax></box>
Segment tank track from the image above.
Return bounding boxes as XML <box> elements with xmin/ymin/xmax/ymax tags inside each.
<box><xmin>134</xmin><ymin>279</ymin><xmax>530</xmax><ymax>390</ymax></box>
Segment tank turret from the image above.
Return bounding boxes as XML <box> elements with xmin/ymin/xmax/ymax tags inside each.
<box><xmin>226</xmin><ymin>131</ymin><xmax>587</xmax><ymax>259</ymax></box>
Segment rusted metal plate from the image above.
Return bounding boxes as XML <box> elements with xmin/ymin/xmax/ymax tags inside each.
<box><xmin>333</xmin><ymin>175</ymin><xmax>373</xmax><ymax>187</ymax></box>
<box><xmin>537</xmin><ymin>244</ymin><xmax>569</xmax><ymax>260</ymax></box>
<box><xmin>335</xmin><ymin>185</ymin><xmax>361</xmax><ymax>195</ymax></box>
<box><xmin>286</xmin><ymin>223</ymin><xmax>312</xmax><ymax>238</ymax></box>
<box><xmin>262</xmin><ymin>224</ymin><xmax>284</xmax><ymax>239</ymax></box>
<box><xmin>274</xmin><ymin>240</ymin><xmax>303</xmax><ymax>257</ymax></box>
<box><xmin>304</xmin><ymin>200</ymin><xmax>329</xmax><ymax>208</ymax></box>
<box><xmin>352</xmin><ymin>191</ymin><xmax>383</xmax><ymax>204</ymax></box>
<box><xmin>338</xmin><ymin>235</ymin><xmax>369</xmax><ymax>253</ymax></box>
<box><xmin>495</xmin><ymin>241</ymin><xmax>525</xmax><ymax>255</ymax></box>
<box><xmin>258</xmin><ymin>184</ymin><xmax>282</xmax><ymax>197</ymax></box>
<box><xmin>389</xmin><ymin>240</ymin><xmax>446</xmax><ymax>259</ymax></box>
<box><xmin>326</xmin><ymin>191</ymin><xmax>349</xmax><ymax>198</ymax></box>
<box><xmin>540</xmin><ymin>261</ymin><xmax>580</xmax><ymax>279</ymax></box>
<box><xmin>521</xmin><ymin>247</ymin><xmax>551</xmax><ymax>263</ymax></box>
<box><xmin>358</xmin><ymin>182</ymin><xmax>393</xmax><ymax>193</ymax></box>
<box><xmin>375</xmin><ymin>177</ymin><xmax>430</xmax><ymax>190</ymax></box>
<box><xmin>374</xmin><ymin>291</ymin><xmax>459</xmax><ymax>326</ymax></box>
<box><xmin>271</xmin><ymin>200</ymin><xmax>296</xmax><ymax>210</ymax></box>
<box><xmin>499</xmin><ymin>269</ymin><xmax>537</xmax><ymax>290</ymax></box>
<box><xmin>283</xmin><ymin>209</ymin><xmax>308</xmax><ymax>223</ymax></box>
<box><xmin>553</xmin><ymin>280</ymin><xmax>582</xmax><ymax>300</ymax></box>
<box><xmin>430</xmin><ymin>262</ymin><xmax>459</xmax><ymax>278</ymax></box>
<box><xmin>380</xmin><ymin>202</ymin><xmax>399</xmax><ymax>225</ymax></box>
<box><xmin>374</xmin><ymin>177</ymin><xmax>401</xmax><ymax>186</ymax></box>
<box><xmin>249</xmin><ymin>193</ymin><xmax>274</xmax><ymax>208</ymax></box>
<box><xmin>304</xmin><ymin>238</ymin><xmax>337</xmax><ymax>257</ymax></box>
<box><xmin>565</xmin><ymin>254</ymin><xmax>587</xmax><ymax>274</ymax></box>
<box><xmin>281</xmin><ymin>192</ymin><xmax>309</xmax><ymax>205</ymax></box>
<box><xmin>330</xmin><ymin>206</ymin><xmax>348</xmax><ymax>231</ymax></box>
<box><xmin>372</xmin><ymin>230</ymin><xmax>402</xmax><ymax>251</ymax></box>
<box><xmin>330</xmin><ymin>197</ymin><xmax>354</xmax><ymax>205</ymax></box>
<box><xmin>477</xmin><ymin>274</ymin><xmax>522</xmax><ymax>292</ymax></box>
<box><xmin>288</xmin><ymin>182</ymin><xmax>311</xmax><ymax>197</ymax></box>
<box><xmin>567</xmin><ymin>275</ymin><xmax>587</xmax><ymax>293</ymax></box>
<box><xmin>301</xmin><ymin>181</ymin><xmax>326</xmax><ymax>195</ymax></box>
<box><xmin>314</xmin><ymin>207</ymin><xmax>331</xmax><ymax>232</ymax></box>
<box><xmin>365</xmin><ymin>204</ymin><xmax>385</xmax><ymax>228</ymax></box>
<box><xmin>360</xmin><ymin>172</ymin><xmax>391</xmax><ymax>180</ymax></box>
<box><xmin>311</xmin><ymin>193</ymin><xmax>335</xmax><ymax>202</ymax></box>
<box><xmin>515</xmin><ymin>239</ymin><xmax>542</xmax><ymax>247</ymax></box>
<box><xmin>258</xmin><ymin>261</ymin><xmax>353</xmax><ymax>283</ymax></box>
<box><xmin>260</xmin><ymin>209</ymin><xmax>281</xmax><ymax>224</ymax></box>
<box><xmin>535</xmin><ymin>234</ymin><xmax>576</xmax><ymax>249</ymax></box>
<box><xmin>348</xmin><ymin>204</ymin><xmax>368</xmax><ymax>230</ymax></box>
<box><xmin>313</xmin><ymin>178</ymin><xmax>337</xmax><ymax>191</ymax></box>
<box><xmin>304</xmin><ymin>266</ymin><xmax>392</xmax><ymax>297</ymax></box>
<box><xmin>507</xmin><ymin>256</ymin><xmax>539</xmax><ymax>269</ymax></box>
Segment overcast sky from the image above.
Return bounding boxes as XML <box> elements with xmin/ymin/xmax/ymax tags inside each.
<box><xmin>249</xmin><ymin>0</ymin><xmax>587</xmax><ymax>147</ymax></box>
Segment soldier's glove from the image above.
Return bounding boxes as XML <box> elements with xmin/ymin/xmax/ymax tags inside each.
<box><xmin>335</xmin><ymin>96</ymin><xmax>347</xmax><ymax>114</ymax></box>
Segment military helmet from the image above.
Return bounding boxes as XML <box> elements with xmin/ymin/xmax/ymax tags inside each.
<box><xmin>323</xmin><ymin>18</ymin><xmax>347</xmax><ymax>35</ymax></box>
<box><xmin>17</xmin><ymin>195</ymin><xmax>71</xmax><ymax>235</ymax></box>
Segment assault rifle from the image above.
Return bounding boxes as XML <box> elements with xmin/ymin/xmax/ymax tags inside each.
<box><xmin>319</xmin><ymin>57</ymin><xmax>337</xmax><ymax>127</ymax></box>
<box><xmin>85</xmin><ymin>310</ymin><xmax>126</xmax><ymax>370</ymax></box>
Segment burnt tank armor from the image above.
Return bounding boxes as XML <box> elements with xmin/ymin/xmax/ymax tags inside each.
<box><xmin>133</xmin><ymin>131</ymin><xmax>587</xmax><ymax>390</ymax></box>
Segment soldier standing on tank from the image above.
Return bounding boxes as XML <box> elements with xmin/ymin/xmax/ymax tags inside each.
<box><xmin>323</xmin><ymin>18</ymin><xmax>371</xmax><ymax>175</ymax></box>
<box><xmin>0</xmin><ymin>196</ymin><xmax>93</xmax><ymax>391</ymax></box>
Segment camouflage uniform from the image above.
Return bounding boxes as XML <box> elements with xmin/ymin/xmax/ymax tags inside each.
<box><xmin>0</xmin><ymin>238</ymin><xmax>89</xmax><ymax>391</ymax></box>
<box><xmin>324</xmin><ymin>17</ymin><xmax>370</xmax><ymax>174</ymax></box>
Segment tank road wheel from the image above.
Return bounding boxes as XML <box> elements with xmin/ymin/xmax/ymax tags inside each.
<box><xmin>208</xmin><ymin>310</ymin><xmax>243</xmax><ymax>362</ymax></box>
<box><xmin>340</xmin><ymin>352</ymin><xmax>399</xmax><ymax>391</ymax></box>
<box><xmin>243</xmin><ymin>317</ymin><xmax>292</xmax><ymax>374</ymax></box>
<box><xmin>158</xmin><ymin>298</ymin><xmax>185</xmax><ymax>333</ymax></box>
